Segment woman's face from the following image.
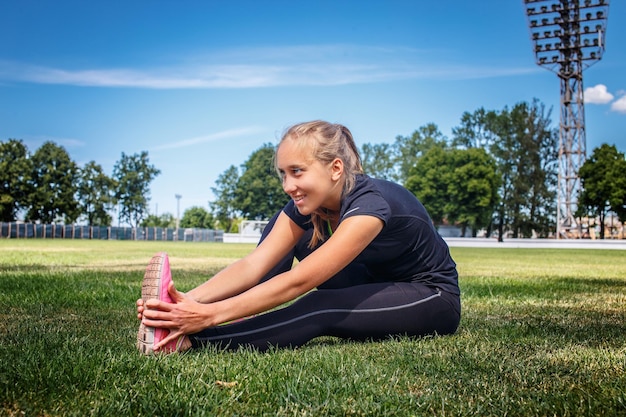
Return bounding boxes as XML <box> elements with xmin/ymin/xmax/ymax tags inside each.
<box><xmin>276</xmin><ymin>138</ymin><xmax>343</xmax><ymax>215</ymax></box>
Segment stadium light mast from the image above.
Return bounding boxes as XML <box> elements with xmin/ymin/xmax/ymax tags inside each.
<box><xmin>523</xmin><ymin>0</ymin><xmax>609</xmax><ymax>238</ymax></box>
<box><xmin>175</xmin><ymin>194</ymin><xmax>182</xmax><ymax>238</ymax></box>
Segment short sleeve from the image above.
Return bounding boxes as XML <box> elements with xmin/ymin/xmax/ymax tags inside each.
<box><xmin>282</xmin><ymin>199</ymin><xmax>313</xmax><ymax>230</ymax></box>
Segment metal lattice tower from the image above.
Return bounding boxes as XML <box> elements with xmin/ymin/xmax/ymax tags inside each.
<box><xmin>523</xmin><ymin>0</ymin><xmax>609</xmax><ymax>238</ymax></box>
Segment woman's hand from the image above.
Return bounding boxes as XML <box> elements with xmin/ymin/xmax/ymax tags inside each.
<box><xmin>141</xmin><ymin>281</ymin><xmax>213</xmax><ymax>351</ymax></box>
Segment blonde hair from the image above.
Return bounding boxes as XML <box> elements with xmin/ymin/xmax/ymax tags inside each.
<box><xmin>276</xmin><ymin>120</ymin><xmax>364</xmax><ymax>248</ymax></box>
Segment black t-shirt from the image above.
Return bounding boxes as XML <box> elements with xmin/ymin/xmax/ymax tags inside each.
<box><xmin>282</xmin><ymin>174</ymin><xmax>459</xmax><ymax>295</ymax></box>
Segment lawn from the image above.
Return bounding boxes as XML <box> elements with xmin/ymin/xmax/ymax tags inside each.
<box><xmin>0</xmin><ymin>239</ymin><xmax>624</xmax><ymax>416</ymax></box>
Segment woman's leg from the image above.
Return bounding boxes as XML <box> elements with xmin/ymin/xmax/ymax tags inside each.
<box><xmin>188</xmin><ymin>282</ymin><xmax>460</xmax><ymax>352</ymax></box>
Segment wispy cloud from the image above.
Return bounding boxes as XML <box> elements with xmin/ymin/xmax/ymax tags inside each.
<box><xmin>21</xmin><ymin>135</ymin><xmax>85</xmax><ymax>151</ymax></box>
<box><xmin>152</xmin><ymin>126</ymin><xmax>267</xmax><ymax>151</ymax></box>
<box><xmin>0</xmin><ymin>45</ymin><xmax>537</xmax><ymax>89</ymax></box>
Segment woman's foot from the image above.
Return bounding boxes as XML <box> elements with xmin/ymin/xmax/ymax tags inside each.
<box><xmin>137</xmin><ymin>252</ymin><xmax>185</xmax><ymax>354</ymax></box>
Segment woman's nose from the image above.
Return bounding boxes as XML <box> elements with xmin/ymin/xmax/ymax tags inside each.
<box><xmin>282</xmin><ymin>176</ymin><xmax>296</xmax><ymax>193</ymax></box>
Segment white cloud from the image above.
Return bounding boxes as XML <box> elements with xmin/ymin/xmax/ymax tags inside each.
<box><xmin>0</xmin><ymin>45</ymin><xmax>538</xmax><ymax>90</ymax></box>
<box><xmin>152</xmin><ymin>126</ymin><xmax>267</xmax><ymax>151</ymax></box>
<box><xmin>584</xmin><ymin>84</ymin><xmax>614</xmax><ymax>104</ymax></box>
<box><xmin>610</xmin><ymin>94</ymin><xmax>626</xmax><ymax>114</ymax></box>
<box><xmin>22</xmin><ymin>135</ymin><xmax>85</xmax><ymax>150</ymax></box>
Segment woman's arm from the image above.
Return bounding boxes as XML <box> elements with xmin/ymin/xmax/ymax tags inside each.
<box><xmin>215</xmin><ymin>214</ymin><xmax>384</xmax><ymax>319</ymax></box>
<box><xmin>186</xmin><ymin>211</ymin><xmax>305</xmax><ymax>303</ymax></box>
<box><xmin>143</xmin><ymin>214</ymin><xmax>383</xmax><ymax>349</ymax></box>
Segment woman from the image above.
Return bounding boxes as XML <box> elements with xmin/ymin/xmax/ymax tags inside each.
<box><xmin>136</xmin><ymin>120</ymin><xmax>461</xmax><ymax>354</ymax></box>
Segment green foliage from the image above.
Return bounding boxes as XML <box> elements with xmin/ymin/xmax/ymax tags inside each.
<box><xmin>446</xmin><ymin>147</ymin><xmax>500</xmax><ymax>235</ymax></box>
<box><xmin>393</xmin><ymin>123</ymin><xmax>447</xmax><ymax>185</ymax></box>
<box><xmin>180</xmin><ymin>206</ymin><xmax>214</xmax><ymax>229</ymax></box>
<box><xmin>141</xmin><ymin>212</ymin><xmax>175</xmax><ymax>228</ymax></box>
<box><xmin>77</xmin><ymin>161</ymin><xmax>118</xmax><ymax>226</ymax></box>
<box><xmin>26</xmin><ymin>141</ymin><xmax>80</xmax><ymax>223</ymax></box>
<box><xmin>233</xmin><ymin>143</ymin><xmax>289</xmax><ymax>220</ymax></box>
<box><xmin>1</xmin><ymin>240</ymin><xmax>625</xmax><ymax>416</ymax></box>
<box><xmin>360</xmin><ymin>142</ymin><xmax>396</xmax><ymax>181</ymax></box>
<box><xmin>113</xmin><ymin>151</ymin><xmax>161</xmax><ymax>228</ymax></box>
<box><xmin>405</xmin><ymin>146</ymin><xmax>449</xmax><ymax>223</ymax></box>
<box><xmin>0</xmin><ymin>139</ymin><xmax>32</xmax><ymax>221</ymax></box>
<box><xmin>577</xmin><ymin>144</ymin><xmax>626</xmax><ymax>238</ymax></box>
<box><xmin>406</xmin><ymin>146</ymin><xmax>499</xmax><ymax>234</ymax></box>
<box><xmin>454</xmin><ymin>100</ymin><xmax>557</xmax><ymax>238</ymax></box>
<box><xmin>210</xmin><ymin>165</ymin><xmax>240</xmax><ymax>232</ymax></box>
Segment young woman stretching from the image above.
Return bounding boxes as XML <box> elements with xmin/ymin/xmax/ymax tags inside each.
<box><xmin>136</xmin><ymin>120</ymin><xmax>461</xmax><ymax>354</ymax></box>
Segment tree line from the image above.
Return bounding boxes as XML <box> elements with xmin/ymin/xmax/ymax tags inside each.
<box><xmin>0</xmin><ymin>140</ymin><xmax>159</xmax><ymax>228</ymax></box>
<box><xmin>2</xmin><ymin>98</ymin><xmax>625</xmax><ymax>238</ymax></box>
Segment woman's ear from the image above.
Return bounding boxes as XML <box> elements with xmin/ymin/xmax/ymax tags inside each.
<box><xmin>330</xmin><ymin>158</ymin><xmax>344</xmax><ymax>181</ymax></box>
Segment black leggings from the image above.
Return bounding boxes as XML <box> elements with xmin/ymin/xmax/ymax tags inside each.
<box><xmin>189</xmin><ymin>213</ymin><xmax>461</xmax><ymax>351</ymax></box>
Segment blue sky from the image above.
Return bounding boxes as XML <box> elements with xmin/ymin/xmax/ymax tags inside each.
<box><xmin>1</xmin><ymin>0</ymin><xmax>624</xmax><ymax>221</ymax></box>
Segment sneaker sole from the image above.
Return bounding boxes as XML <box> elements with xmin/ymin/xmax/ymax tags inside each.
<box><xmin>137</xmin><ymin>252</ymin><xmax>170</xmax><ymax>355</ymax></box>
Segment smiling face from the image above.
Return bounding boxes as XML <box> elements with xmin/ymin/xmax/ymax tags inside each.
<box><xmin>276</xmin><ymin>136</ymin><xmax>344</xmax><ymax>216</ymax></box>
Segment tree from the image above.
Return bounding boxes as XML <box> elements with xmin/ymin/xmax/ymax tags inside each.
<box><xmin>141</xmin><ymin>213</ymin><xmax>175</xmax><ymax>228</ymax></box>
<box><xmin>445</xmin><ymin>148</ymin><xmax>500</xmax><ymax>236</ymax></box>
<box><xmin>451</xmin><ymin>108</ymin><xmax>498</xmax><ymax>150</ymax></box>
<box><xmin>77</xmin><ymin>161</ymin><xmax>117</xmax><ymax>226</ymax></box>
<box><xmin>516</xmin><ymin>100</ymin><xmax>558</xmax><ymax>238</ymax></box>
<box><xmin>405</xmin><ymin>146</ymin><xmax>499</xmax><ymax>236</ymax></box>
<box><xmin>405</xmin><ymin>146</ymin><xmax>449</xmax><ymax>224</ymax></box>
<box><xmin>180</xmin><ymin>206</ymin><xmax>214</xmax><ymax>229</ymax></box>
<box><xmin>462</xmin><ymin>100</ymin><xmax>557</xmax><ymax>240</ymax></box>
<box><xmin>496</xmin><ymin>100</ymin><xmax>557</xmax><ymax>238</ymax></box>
<box><xmin>360</xmin><ymin>142</ymin><xmax>396</xmax><ymax>181</ymax></box>
<box><xmin>234</xmin><ymin>143</ymin><xmax>289</xmax><ymax>220</ymax></box>
<box><xmin>210</xmin><ymin>165</ymin><xmax>240</xmax><ymax>232</ymax></box>
<box><xmin>0</xmin><ymin>139</ymin><xmax>33</xmax><ymax>221</ymax></box>
<box><xmin>113</xmin><ymin>151</ymin><xmax>160</xmax><ymax>228</ymax></box>
<box><xmin>26</xmin><ymin>141</ymin><xmax>80</xmax><ymax>223</ymax></box>
<box><xmin>577</xmin><ymin>144</ymin><xmax>626</xmax><ymax>239</ymax></box>
<box><xmin>393</xmin><ymin>123</ymin><xmax>447</xmax><ymax>185</ymax></box>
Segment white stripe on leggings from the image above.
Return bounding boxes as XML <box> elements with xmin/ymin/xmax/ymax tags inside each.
<box><xmin>202</xmin><ymin>289</ymin><xmax>442</xmax><ymax>341</ymax></box>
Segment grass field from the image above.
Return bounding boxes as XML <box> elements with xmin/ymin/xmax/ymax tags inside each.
<box><xmin>1</xmin><ymin>239</ymin><xmax>625</xmax><ymax>416</ymax></box>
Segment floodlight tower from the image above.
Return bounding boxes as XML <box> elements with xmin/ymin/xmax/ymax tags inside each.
<box><xmin>523</xmin><ymin>0</ymin><xmax>609</xmax><ymax>238</ymax></box>
<box><xmin>175</xmin><ymin>194</ymin><xmax>182</xmax><ymax>236</ymax></box>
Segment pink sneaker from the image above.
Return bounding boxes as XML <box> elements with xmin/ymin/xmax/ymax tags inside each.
<box><xmin>137</xmin><ymin>252</ymin><xmax>184</xmax><ymax>354</ymax></box>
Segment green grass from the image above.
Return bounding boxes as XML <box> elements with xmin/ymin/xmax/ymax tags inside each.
<box><xmin>1</xmin><ymin>240</ymin><xmax>625</xmax><ymax>416</ymax></box>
